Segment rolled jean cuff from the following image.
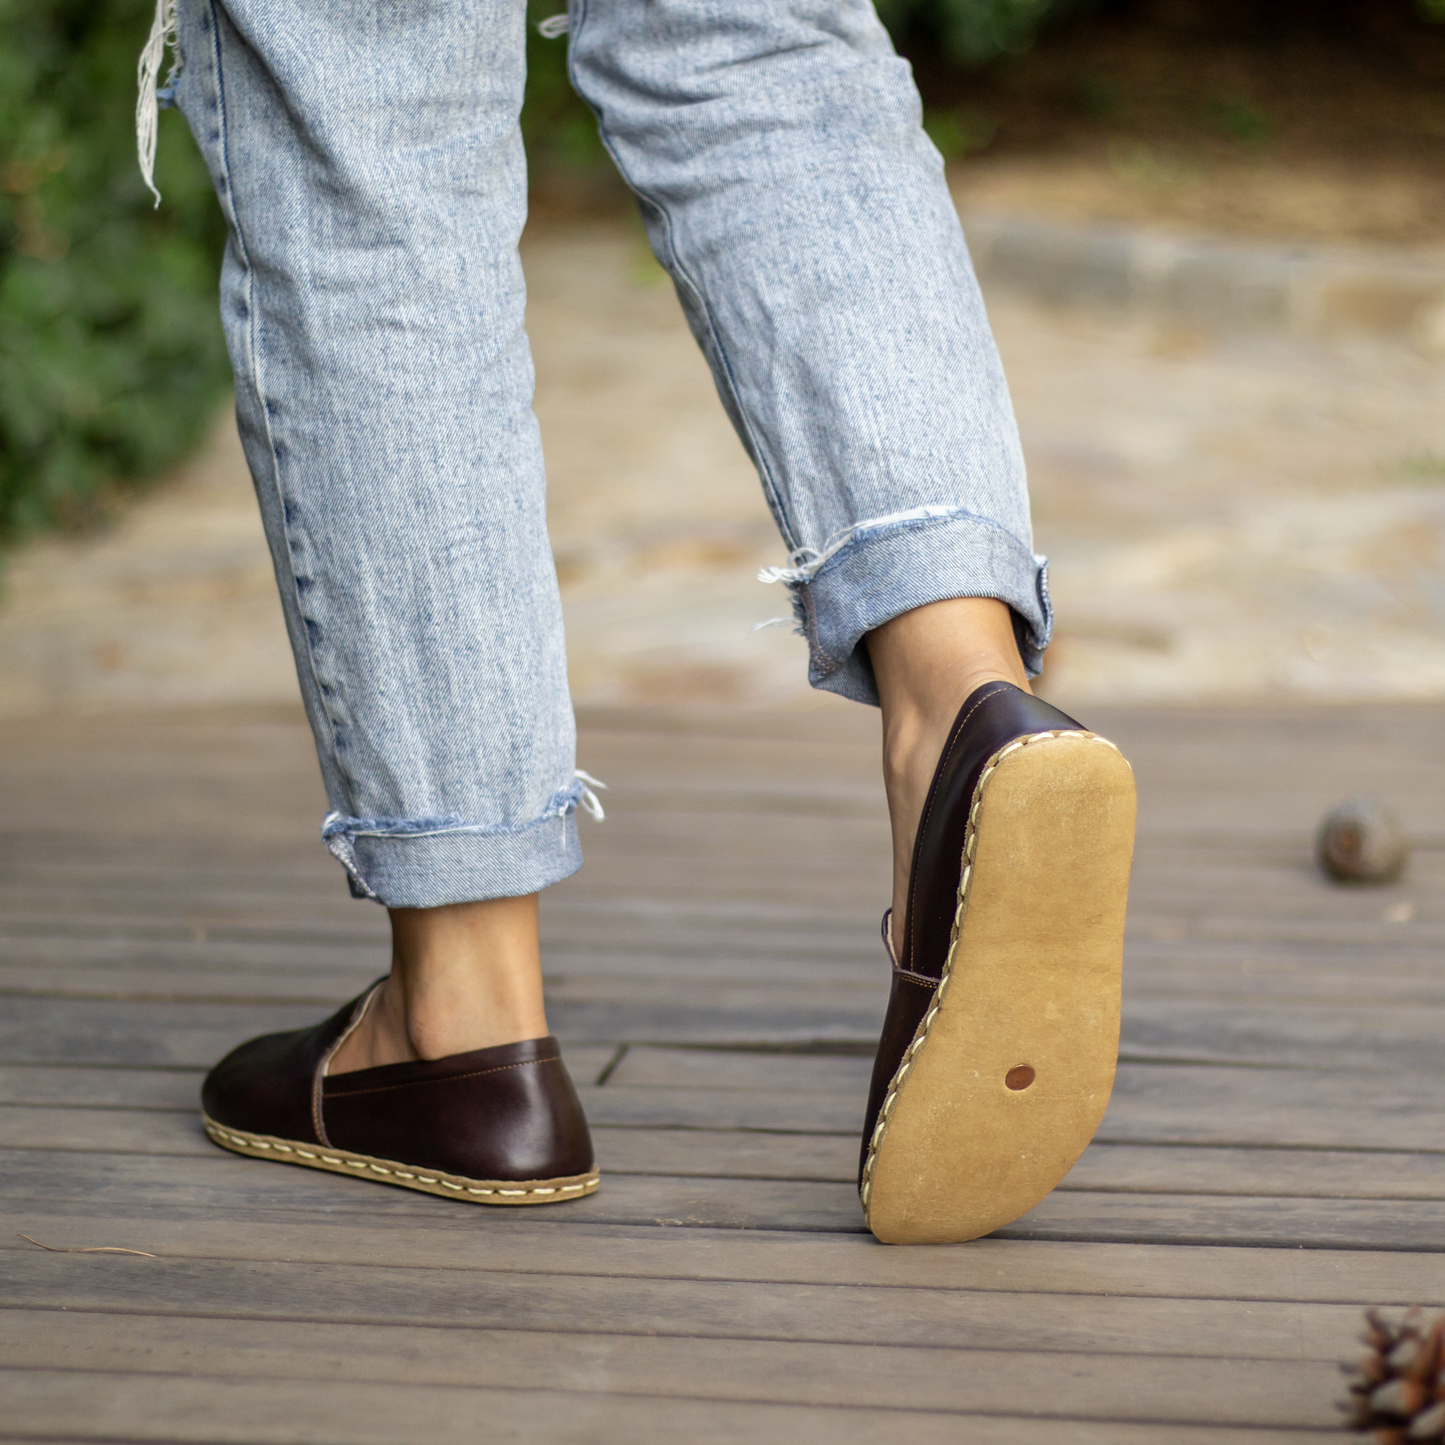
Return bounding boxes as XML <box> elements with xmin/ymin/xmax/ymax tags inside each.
<box><xmin>767</xmin><ymin>506</ymin><xmax>1054</xmax><ymax>708</ymax></box>
<box><xmin>320</xmin><ymin>777</ymin><xmax>601</xmax><ymax>907</ymax></box>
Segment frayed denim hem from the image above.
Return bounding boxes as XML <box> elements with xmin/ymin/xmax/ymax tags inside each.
<box><xmin>322</xmin><ymin>773</ymin><xmax>606</xmax><ymax>906</ymax></box>
<box><xmin>760</xmin><ymin>506</ymin><xmax>1053</xmax><ymax>708</ymax></box>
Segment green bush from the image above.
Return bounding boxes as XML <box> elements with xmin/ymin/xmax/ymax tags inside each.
<box><xmin>0</xmin><ymin>0</ymin><xmax>609</xmax><ymax>548</ymax></box>
<box><xmin>523</xmin><ymin>3</ymin><xmax>610</xmax><ymax>174</ymax></box>
<box><xmin>875</xmin><ymin>0</ymin><xmax>1092</xmax><ymax>66</ymax></box>
<box><xmin>0</xmin><ymin>0</ymin><xmax>230</xmax><ymax>542</ymax></box>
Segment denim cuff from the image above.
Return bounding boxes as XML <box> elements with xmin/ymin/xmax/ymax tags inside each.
<box><xmin>768</xmin><ymin>506</ymin><xmax>1053</xmax><ymax>707</ymax></box>
<box><xmin>320</xmin><ymin>776</ymin><xmax>601</xmax><ymax>907</ymax></box>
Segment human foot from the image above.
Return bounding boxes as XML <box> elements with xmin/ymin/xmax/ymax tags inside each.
<box><xmin>857</xmin><ymin>682</ymin><xmax>1136</xmax><ymax>1244</ymax></box>
<box><xmin>867</xmin><ymin>597</ymin><xmax>1032</xmax><ymax>944</ymax></box>
<box><xmin>330</xmin><ymin>894</ymin><xmax>548</xmax><ymax>1073</ymax></box>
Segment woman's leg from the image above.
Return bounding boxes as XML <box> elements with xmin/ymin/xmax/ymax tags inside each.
<box><xmin>570</xmin><ymin>0</ymin><xmax>1133</xmax><ymax>1245</ymax></box>
<box><xmin>566</xmin><ymin>0</ymin><xmax>1048</xmax><ymax>825</ymax></box>
<box><xmin>172</xmin><ymin>0</ymin><xmax>574</xmax><ymax>1062</ymax></box>
<box><xmin>867</xmin><ymin>597</ymin><xmax>1030</xmax><ymax>938</ymax></box>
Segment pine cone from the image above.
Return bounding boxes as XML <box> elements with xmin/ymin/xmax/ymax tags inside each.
<box><xmin>1341</xmin><ymin>1308</ymin><xmax>1445</xmax><ymax>1442</ymax></box>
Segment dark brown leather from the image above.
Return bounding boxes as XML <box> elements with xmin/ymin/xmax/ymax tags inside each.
<box><xmin>858</xmin><ymin>681</ymin><xmax>1085</xmax><ymax>1186</ymax></box>
<box><xmin>201</xmin><ymin>987</ymin><xmax>594</xmax><ymax>1182</ymax></box>
<box><xmin>322</xmin><ymin>1035</ymin><xmax>594</xmax><ymax>1181</ymax></box>
<box><xmin>201</xmin><ymin>993</ymin><xmax>360</xmax><ymax>1147</ymax></box>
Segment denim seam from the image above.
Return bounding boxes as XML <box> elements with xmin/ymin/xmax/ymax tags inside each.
<box><xmin>324</xmin><ymin>810</ymin><xmax>582</xmax><ymax>843</ymax></box>
<box><xmin>768</xmin><ymin>507</ymin><xmax>1043</xmax><ymax>671</ymax></box>
<box><xmin>207</xmin><ymin>0</ymin><xmax>353</xmax><ymax>816</ymax></box>
<box><xmin>319</xmin><ymin>776</ymin><xmax>594</xmax><ymax>900</ymax></box>
<box><xmin>566</xmin><ymin>0</ymin><xmax>800</xmax><ymax>553</ymax></box>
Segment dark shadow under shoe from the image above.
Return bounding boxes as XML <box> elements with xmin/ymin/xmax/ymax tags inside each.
<box><xmin>201</xmin><ymin>984</ymin><xmax>598</xmax><ymax>1205</ymax></box>
<box><xmin>859</xmin><ymin>682</ymin><xmax>1136</xmax><ymax>1244</ymax></box>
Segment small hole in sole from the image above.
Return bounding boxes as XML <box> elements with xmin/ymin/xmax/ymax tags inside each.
<box><xmin>1005</xmin><ymin>1065</ymin><xmax>1035</xmax><ymax>1091</ymax></box>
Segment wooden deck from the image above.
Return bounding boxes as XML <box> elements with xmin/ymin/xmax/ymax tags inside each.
<box><xmin>1</xmin><ymin>700</ymin><xmax>1442</xmax><ymax>1443</ymax></box>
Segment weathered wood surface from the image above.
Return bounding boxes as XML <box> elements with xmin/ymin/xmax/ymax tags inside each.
<box><xmin>1</xmin><ymin>701</ymin><xmax>1442</xmax><ymax>1442</ymax></box>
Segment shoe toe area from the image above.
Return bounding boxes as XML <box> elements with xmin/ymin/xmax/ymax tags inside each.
<box><xmin>201</xmin><ymin>1027</ymin><xmax>319</xmax><ymax>1143</ymax></box>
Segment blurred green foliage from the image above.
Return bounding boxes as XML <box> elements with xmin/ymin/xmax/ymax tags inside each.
<box><xmin>0</xmin><ymin>0</ymin><xmax>230</xmax><ymax>542</ymax></box>
<box><xmin>8</xmin><ymin>0</ymin><xmax>1433</xmax><ymax>546</ymax></box>
<box><xmin>523</xmin><ymin>4</ymin><xmax>609</xmax><ymax>173</ymax></box>
<box><xmin>0</xmin><ymin>0</ymin><xmax>608</xmax><ymax>548</ymax></box>
<box><xmin>921</xmin><ymin>104</ymin><xmax>999</xmax><ymax>159</ymax></box>
<box><xmin>876</xmin><ymin>0</ymin><xmax>1092</xmax><ymax>66</ymax></box>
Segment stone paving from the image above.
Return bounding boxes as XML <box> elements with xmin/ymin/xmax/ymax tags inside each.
<box><xmin>1</xmin><ymin>216</ymin><xmax>1441</xmax><ymax>718</ymax></box>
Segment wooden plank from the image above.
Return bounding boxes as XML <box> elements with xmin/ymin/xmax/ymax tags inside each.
<box><xmin>2</xmin><ymin>923</ymin><xmax>1442</xmax><ymax>969</ymax></box>
<box><xmin>5</xmin><ymin>856</ymin><xmax>1429</xmax><ymax>932</ymax></box>
<box><xmin>0</xmin><ymin>1065</ymin><xmax>203</xmax><ymax>1110</ymax></box>
<box><xmin>0</xmin><ymin>994</ymin><xmax>890</xmax><ymax>1062</ymax></box>
<box><xmin>0</xmin><ymin>1369</ymin><xmax>1342</xmax><ymax>1445</ymax></box>
<box><xmin>1</xmin><ymin>1056</ymin><xmax>1441</xmax><ymax>1155</ymax></box>
<box><xmin>1121</xmin><ymin>999</ymin><xmax>1445</xmax><ymax>1071</ymax></box>
<box><xmin>1102</xmin><ymin>1064</ymin><xmax>1445</xmax><ymax>1150</ymax></box>
<box><xmin>0</xmin><ymin>1311</ymin><xmax>1344</xmax><ymax>1428</ymax></box>
<box><xmin>6</xmin><ymin>1215</ymin><xmax>1434</xmax><ymax>1302</ymax></box>
<box><xmin>5</xmin><ymin>956</ymin><xmax>1445</xmax><ymax>1010</ymax></box>
<box><xmin>0</xmin><ymin>701</ymin><xmax>1441</xmax><ymax>1444</ymax></box>
<box><xmin>6</xmin><ymin>990</ymin><xmax>1442</xmax><ymax>1070</ymax></box>
<box><xmin>3</xmin><ymin>952</ymin><xmax>1444</xmax><ymax>1013</ymax></box>
<box><xmin>600</xmin><ymin>1052</ymin><xmax>1445</xmax><ymax>1154</ymax></box>
<box><xmin>0</xmin><ymin>1251</ymin><xmax>1391</xmax><ymax>1361</ymax></box>
<box><xmin>5</xmin><ymin>1150</ymin><xmax>1445</xmax><ymax>1248</ymax></box>
<box><xmin>7</xmin><ymin>1108</ymin><xmax>1443</xmax><ymax>1202</ymax></box>
<box><xmin>1062</xmin><ymin>1145</ymin><xmax>1445</xmax><ymax>1200</ymax></box>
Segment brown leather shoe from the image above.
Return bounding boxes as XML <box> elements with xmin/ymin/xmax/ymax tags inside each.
<box><xmin>201</xmin><ymin>984</ymin><xmax>599</xmax><ymax>1204</ymax></box>
<box><xmin>859</xmin><ymin>681</ymin><xmax>1135</xmax><ymax>1244</ymax></box>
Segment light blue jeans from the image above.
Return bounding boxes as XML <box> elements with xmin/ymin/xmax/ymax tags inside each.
<box><xmin>164</xmin><ymin>0</ymin><xmax>1050</xmax><ymax>908</ymax></box>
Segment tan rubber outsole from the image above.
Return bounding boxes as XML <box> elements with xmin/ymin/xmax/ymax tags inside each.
<box><xmin>203</xmin><ymin>1115</ymin><xmax>600</xmax><ymax>1205</ymax></box>
<box><xmin>861</xmin><ymin>730</ymin><xmax>1136</xmax><ymax>1245</ymax></box>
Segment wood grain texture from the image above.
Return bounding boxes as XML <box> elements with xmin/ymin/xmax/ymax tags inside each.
<box><xmin>0</xmin><ymin>1369</ymin><xmax>1345</xmax><ymax>1445</ymax></box>
<box><xmin>0</xmin><ymin>703</ymin><xmax>1442</xmax><ymax>1440</ymax></box>
<box><xmin>5</xmin><ymin>1216</ymin><xmax>1436</xmax><ymax>1300</ymax></box>
<box><xmin>0</xmin><ymin>1311</ymin><xmax>1346</xmax><ymax>1425</ymax></box>
<box><xmin>0</xmin><ymin>1251</ymin><xmax>1393</xmax><ymax>1358</ymax></box>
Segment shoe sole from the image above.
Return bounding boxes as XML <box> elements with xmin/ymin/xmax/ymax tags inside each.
<box><xmin>861</xmin><ymin>730</ymin><xmax>1136</xmax><ymax>1245</ymax></box>
<box><xmin>203</xmin><ymin>1115</ymin><xmax>600</xmax><ymax>1205</ymax></box>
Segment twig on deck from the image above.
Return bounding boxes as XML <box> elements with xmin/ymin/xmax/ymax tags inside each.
<box><xmin>18</xmin><ymin>1233</ymin><xmax>156</xmax><ymax>1257</ymax></box>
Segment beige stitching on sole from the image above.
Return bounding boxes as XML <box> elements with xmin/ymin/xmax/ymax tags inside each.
<box><xmin>860</xmin><ymin>729</ymin><xmax>1133</xmax><ymax>1240</ymax></box>
<box><xmin>202</xmin><ymin>1119</ymin><xmax>600</xmax><ymax>1207</ymax></box>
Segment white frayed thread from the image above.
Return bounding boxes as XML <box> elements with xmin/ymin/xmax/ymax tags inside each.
<box><xmin>136</xmin><ymin>0</ymin><xmax>179</xmax><ymax>207</ymax></box>
<box><xmin>536</xmin><ymin>13</ymin><xmax>571</xmax><ymax>37</ymax></box>
<box><xmin>320</xmin><ymin>819</ymin><xmax>381</xmax><ymax>901</ymax></box>
<box><xmin>749</xmin><ymin>617</ymin><xmax>793</xmax><ymax>634</ymax></box>
<box><xmin>573</xmin><ymin>770</ymin><xmax>607</xmax><ymax>822</ymax></box>
<box><xmin>323</xmin><ymin>772</ymin><xmax>607</xmax><ymax>891</ymax></box>
<box><xmin>757</xmin><ymin>505</ymin><xmax>968</xmax><ymax>588</ymax></box>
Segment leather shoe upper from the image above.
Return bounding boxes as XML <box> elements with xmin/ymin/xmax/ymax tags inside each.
<box><xmin>321</xmin><ymin>1035</ymin><xmax>593</xmax><ymax>1181</ymax></box>
<box><xmin>202</xmin><ymin>986</ymin><xmax>594</xmax><ymax>1182</ymax></box>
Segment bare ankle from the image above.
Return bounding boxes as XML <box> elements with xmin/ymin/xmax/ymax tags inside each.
<box><xmin>329</xmin><ymin>895</ymin><xmax>547</xmax><ymax>1075</ymax></box>
<box><xmin>328</xmin><ymin>977</ymin><xmax>416</xmax><ymax>1074</ymax></box>
<box><xmin>866</xmin><ymin>599</ymin><xmax>1033</xmax><ymax>942</ymax></box>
